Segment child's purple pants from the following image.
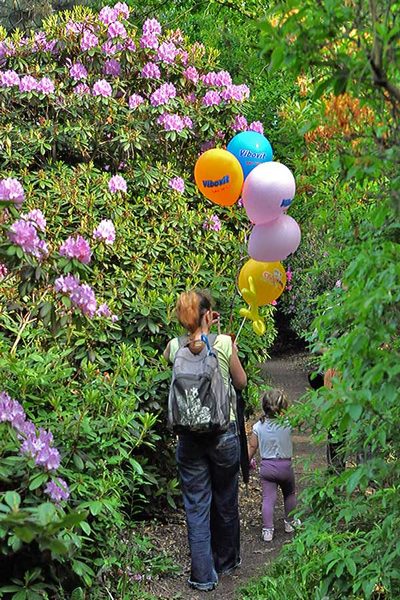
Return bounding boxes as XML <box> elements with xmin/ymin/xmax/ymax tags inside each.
<box><xmin>260</xmin><ymin>458</ymin><xmax>297</xmax><ymax>528</ymax></box>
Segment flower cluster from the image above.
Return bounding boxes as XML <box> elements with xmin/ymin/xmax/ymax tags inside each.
<box><xmin>80</xmin><ymin>30</ymin><xmax>99</xmax><ymax>52</ymax></box>
<box><xmin>183</xmin><ymin>66</ymin><xmax>199</xmax><ymax>84</ymax></box>
<box><xmin>108</xmin><ymin>174</ymin><xmax>127</xmax><ymax>193</ymax></box>
<box><xmin>157</xmin><ymin>41</ymin><xmax>178</xmax><ymax>64</ymax></box>
<box><xmin>0</xmin><ymin>390</ymin><xmax>69</xmax><ymax>502</ymax></box>
<box><xmin>203</xmin><ymin>214</ymin><xmax>221</xmax><ymax>232</ymax></box>
<box><xmin>157</xmin><ymin>113</ymin><xmax>192</xmax><ymax>132</ymax></box>
<box><xmin>59</xmin><ymin>234</ymin><xmax>92</xmax><ymax>264</ymax></box>
<box><xmin>54</xmin><ymin>274</ymin><xmax>117</xmax><ymax>320</ymax></box>
<box><xmin>221</xmin><ymin>84</ymin><xmax>250</xmax><ymax>102</ymax></box>
<box><xmin>0</xmin><ymin>263</ymin><xmax>8</xmax><ymax>279</ymax></box>
<box><xmin>69</xmin><ymin>62</ymin><xmax>88</xmax><ymax>80</ymax></box>
<box><xmin>0</xmin><ymin>177</ymin><xmax>25</xmax><ymax>205</ymax></box>
<box><xmin>93</xmin><ymin>219</ymin><xmax>116</xmax><ymax>244</ymax></box>
<box><xmin>92</xmin><ymin>79</ymin><xmax>112</xmax><ymax>97</ymax></box>
<box><xmin>201</xmin><ymin>70</ymin><xmax>232</xmax><ymax>87</ymax></box>
<box><xmin>202</xmin><ymin>90</ymin><xmax>221</xmax><ymax>107</ymax></box>
<box><xmin>141</xmin><ymin>62</ymin><xmax>161</xmax><ymax>79</ymax></box>
<box><xmin>129</xmin><ymin>93</ymin><xmax>145</xmax><ymax>109</ymax></box>
<box><xmin>168</xmin><ymin>177</ymin><xmax>185</xmax><ymax>193</ymax></box>
<box><xmin>103</xmin><ymin>59</ymin><xmax>121</xmax><ymax>77</ymax></box>
<box><xmin>232</xmin><ymin>114</ymin><xmax>248</xmax><ymax>131</ymax></box>
<box><xmin>150</xmin><ymin>82</ymin><xmax>176</xmax><ymax>107</ymax></box>
<box><xmin>8</xmin><ymin>210</ymin><xmax>48</xmax><ymax>259</ymax></box>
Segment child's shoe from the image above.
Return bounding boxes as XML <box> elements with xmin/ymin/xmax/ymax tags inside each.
<box><xmin>262</xmin><ymin>527</ymin><xmax>274</xmax><ymax>542</ymax></box>
<box><xmin>284</xmin><ymin>518</ymin><xmax>301</xmax><ymax>533</ymax></box>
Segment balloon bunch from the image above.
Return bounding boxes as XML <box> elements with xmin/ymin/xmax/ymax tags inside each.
<box><xmin>194</xmin><ymin>129</ymin><xmax>300</xmax><ymax>338</ymax></box>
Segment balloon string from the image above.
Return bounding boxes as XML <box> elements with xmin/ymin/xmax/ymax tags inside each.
<box><xmin>235</xmin><ymin>317</ymin><xmax>247</xmax><ymax>344</ymax></box>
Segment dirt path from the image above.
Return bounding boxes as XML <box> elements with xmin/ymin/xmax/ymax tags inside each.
<box><xmin>145</xmin><ymin>352</ymin><xmax>325</xmax><ymax>599</ymax></box>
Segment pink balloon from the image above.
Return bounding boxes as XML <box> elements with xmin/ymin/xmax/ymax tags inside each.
<box><xmin>242</xmin><ymin>162</ymin><xmax>296</xmax><ymax>224</ymax></box>
<box><xmin>248</xmin><ymin>215</ymin><xmax>301</xmax><ymax>262</ymax></box>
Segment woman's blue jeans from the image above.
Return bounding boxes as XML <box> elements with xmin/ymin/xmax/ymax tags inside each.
<box><xmin>176</xmin><ymin>422</ymin><xmax>240</xmax><ymax>590</ymax></box>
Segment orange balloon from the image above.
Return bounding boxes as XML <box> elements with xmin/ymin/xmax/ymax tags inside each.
<box><xmin>194</xmin><ymin>149</ymin><xmax>244</xmax><ymax>206</ymax></box>
<box><xmin>238</xmin><ymin>259</ymin><xmax>287</xmax><ymax>306</ymax></box>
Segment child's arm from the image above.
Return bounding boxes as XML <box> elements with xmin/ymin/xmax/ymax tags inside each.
<box><xmin>248</xmin><ymin>432</ymin><xmax>259</xmax><ymax>461</ymax></box>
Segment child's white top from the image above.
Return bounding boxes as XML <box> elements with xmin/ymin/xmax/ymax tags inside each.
<box><xmin>252</xmin><ymin>418</ymin><xmax>293</xmax><ymax>459</ymax></box>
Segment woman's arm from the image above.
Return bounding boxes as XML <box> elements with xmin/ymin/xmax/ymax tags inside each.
<box><xmin>248</xmin><ymin>432</ymin><xmax>259</xmax><ymax>460</ymax></box>
<box><xmin>229</xmin><ymin>344</ymin><xmax>247</xmax><ymax>390</ymax></box>
<box><xmin>163</xmin><ymin>341</ymin><xmax>171</xmax><ymax>361</ymax></box>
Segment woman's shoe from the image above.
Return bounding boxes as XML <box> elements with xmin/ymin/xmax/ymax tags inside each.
<box><xmin>284</xmin><ymin>518</ymin><xmax>301</xmax><ymax>533</ymax></box>
<box><xmin>262</xmin><ymin>527</ymin><xmax>274</xmax><ymax>542</ymax></box>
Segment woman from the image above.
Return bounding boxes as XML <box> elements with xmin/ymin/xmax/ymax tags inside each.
<box><xmin>164</xmin><ymin>290</ymin><xmax>247</xmax><ymax>591</ymax></box>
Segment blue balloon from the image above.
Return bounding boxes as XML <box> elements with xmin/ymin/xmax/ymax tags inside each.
<box><xmin>227</xmin><ymin>131</ymin><xmax>273</xmax><ymax>179</ymax></box>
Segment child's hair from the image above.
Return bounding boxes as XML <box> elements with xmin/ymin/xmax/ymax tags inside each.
<box><xmin>260</xmin><ymin>389</ymin><xmax>288</xmax><ymax>421</ymax></box>
<box><xmin>175</xmin><ymin>290</ymin><xmax>212</xmax><ymax>333</ymax></box>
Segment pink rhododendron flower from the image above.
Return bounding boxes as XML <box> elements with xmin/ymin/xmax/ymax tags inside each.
<box><xmin>114</xmin><ymin>2</ymin><xmax>130</xmax><ymax>18</ymax></box>
<box><xmin>54</xmin><ymin>274</ymin><xmax>80</xmax><ymax>294</ymax></box>
<box><xmin>286</xmin><ymin>268</ymin><xmax>293</xmax><ymax>282</ymax></box>
<box><xmin>202</xmin><ymin>90</ymin><xmax>222</xmax><ymax>107</ymax></box>
<box><xmin>157</xmin><ymin>113</ymin><xmax>184</xmax><ymax>132</ymax></box>
<box><xmin>201</xmin><ymin>70</ymin><xmax>232</xmax><ymax>87</ymax></box>
<box><xmin>92</xmin><ymin>79</ymin><xmax>112</xmax><ymax>97</ymax></box>
<box><xmin>103</xmin><ymin>59</ymin><xmax>121</xmax><ymax>77</ymax></box>
<box><xmin>183</xmin><ymin>66</ymin><xmax>199</xmax><ymax>84</ymax></box>
<box><xmin>59</xmin><ymin>235</ymin><xmax>92</xmax><ymax>264</ymax></box>
<box><xmin>96</xmin><ymin>303</ymin><xmax>112</xmax><ymax>317</ymax></box>
<box><xmin>248</xmin><ymin>120</ymin><xmax>264</xmax><ymax>134</ymax></box>
<box><xmin>0</xmin><ymin>178</ymin><xmax>24</xmax><ymax>205</ymax></box>
<box><xmin>143</xmin><ymin>18</ymin><xmax>162</xmax><ymax>36</ymax></box>
<box><xmin>150</xmin><ymin>83</ymin><xmax>176</xmax><ymax>106</ymax></box>
<box><xmin>168</xmin><ymin>177</ymin><xmax>185</xmax><ymax>193</ymax></box>
<box><xmin>221</xmin><ymin>84</ymin><xmax>250</xmax><ymax>102</ymax></box>
<box><xmin>74</xmin><ymin>83</ymin><xmax>90</xmax><ymax>95</ymax></box>
<box><xmin>129</xmin><ymin>93</ymin><xmax>145</xmax><ymax>109</ymax></box>
<box><xmin>108</xmin><ymin>174</ymin><xmax>127</xmax><ymax>193</ymax></box>
<box><xmin>335</xmin><ymin>279</ymin><xmax>342</xmax><ymax>288</ymax></box>
<box><xmin>45</xmin><ymin>478</ymin><xmax>70</xmax><ymax>503</ymax></box>
<box><xmin>1</xmin><ymin>69</ymin><xmax>20</xmax><ymax>87</ymax></box>
<box><xmin>233</xmin><ymin>115</ymin><xmax>248</xmax><ymax>131</ymax></box>
<box><xmin>108</xmin><ymin>21</ymin><xmax>127</xmax><ymax>39</ymax></box>
<box><xmin>0</xmin><ymin>263</ymin><xmax>7</xmax><ymax>279</ymax></box>
<box><xmin>140</xmin><ymin>33</ymin><xmax>159</xmax><ymax>50</ymax></box>
<box><xmin>93</xmin><ymin>219</ymin><xmax>115</xmax><ymax>244</ymax></box>
<box><xmin>99</xmin><ymin>6</ymin><xmax>118</xmax><ymax>25</ymax></box>
<box><xmin>37</xmin><ymin>77</ymin><xmax>55</xmax><ymax>95</ymax></box>
<box><xmin>203</xmin><ymin>214</ymin><xmax>221</xmax><ymax>232</ymax></box>
<box><xmin>8</xmin><ymin>219</ymin><xmax>43</xmax><ymax>255</ymax></box>
<box><xmin>271</xmin><ymin>300</ymin><xmax>277</xmax><ymax>306</ymax></box>
<box><xmin>157</xmin><ymin>41</ymin><xmax>178</xmax><ymax>64</ymax></box>
<box><xmin>80</xmin><ymin>30</ymin><xmax>99</xmax><ymax>51</ymax></box>
<box><xmin>200</xmin><ymin>140</ymin><xmax>215</xmax><ymax>153</ymax></box>
<box><xmin>19</xmin><ymin>75</ymin><xmax>38</xmax><ymax>93</ymax></box>
<box><xmin>22</xmin><ymin>209</ymin><xmax>46</xmax><ymax>231</ymax></box>
<box><xmin>69</xmin><ymin>62</ymin><xmax>88</xmax><ymax>80</ymax></box>
<box><xmin>141</xmin><ymin>62</ymin><xmax>161</xmax><ymax>79</ymax></box>
<box><xmin>65</xmin><ymin>20</ymin><xmax>85</xmax><ymax>35</ymax></box>
<box><xmin>70</xmin><ymin>283</ymin><xmax>97</xmax><ymax>316</ymax></box>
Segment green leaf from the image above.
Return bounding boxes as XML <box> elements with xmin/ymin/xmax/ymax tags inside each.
<box><xmin>14</xmin><ymin>526</ymin><xmax>36</xmax><ymax>543</ymax></box>
<box><xmin>29</xmin><ymin>473</ymin><xmax>49</xmax><ymax>491</ymax></box>
<box><xmin>73</xmin><ymin>454</ymin><xmax>84</xmax><ymax>470</ymax></box>
<box><xmin>347</xmin><ymin>404</ymin><xmax>362</xmax><ymax>421</ymax></box>
<box><xmin>4</xmin><ymin>492</ymin><xmax>21</xmax><ymax>511</ymax></box>
<box><xmin>269</xmin><ymin>45</ymin><xmax>284</xmax><ymax>72</ymax></box>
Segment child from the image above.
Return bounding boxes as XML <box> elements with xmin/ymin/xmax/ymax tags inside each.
<box><xmin>248</xmin><ymin>389</ymin><xmax>299</xmax><ymax>542</ymax></box>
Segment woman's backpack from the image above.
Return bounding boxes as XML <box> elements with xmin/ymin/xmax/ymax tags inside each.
<box><xmin>167</xmin><ymin>334</ymin><xmax>231</xmax><ymax>434</ymax></box>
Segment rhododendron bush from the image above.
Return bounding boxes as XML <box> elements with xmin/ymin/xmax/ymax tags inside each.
<box><xmin>0</xmin><ymin>3</ymin><xmax>276</xmax><ymax>590</ymax></box>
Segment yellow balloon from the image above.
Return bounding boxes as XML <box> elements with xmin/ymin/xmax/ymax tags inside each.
<box><xmin>238</xmin><ymin>259</ymin><xmax>287</xmax><ymax>306</ymax></box>
<box><xmin>194</xmin><ymin>148</ymin><xmax>244</xmax><ymax>206</ymax></box>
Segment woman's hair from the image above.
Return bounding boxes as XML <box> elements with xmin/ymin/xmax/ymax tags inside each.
<box><xmin>260</xmin><ymin>389</ymin><xmax>288</xmax><ymax>420</ymax></box>
<box><xmin>175</xmin><ymin>290</ymin><xmax>212</xmax><ymax>333</ymax></box>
